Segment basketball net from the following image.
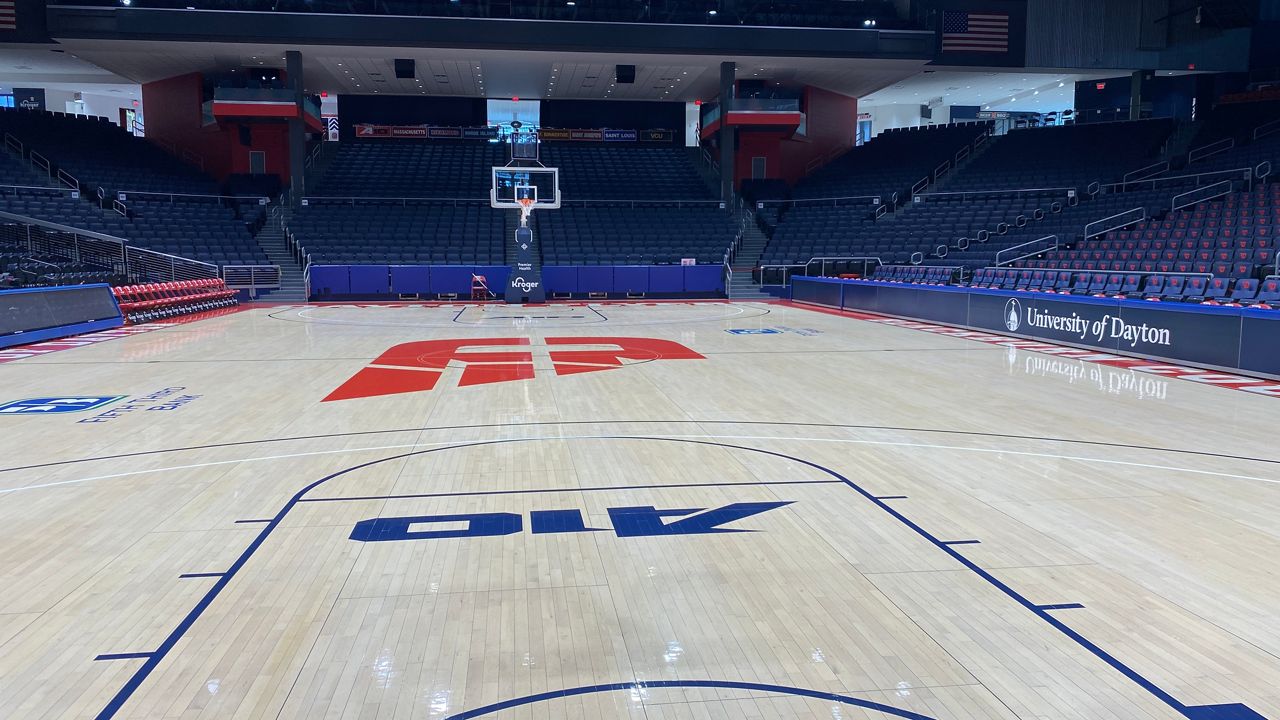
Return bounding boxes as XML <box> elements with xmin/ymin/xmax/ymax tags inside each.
<box><xmin>518</xmin><ymin>197</ymin><xmax>534</xmax><ymax>227</ymax></box>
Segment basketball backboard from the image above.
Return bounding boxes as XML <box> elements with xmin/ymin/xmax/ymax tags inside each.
<box><xmin>491</xmin><ymin>167</ymin><xmax>560</xmax><ymax>209</ymax></box>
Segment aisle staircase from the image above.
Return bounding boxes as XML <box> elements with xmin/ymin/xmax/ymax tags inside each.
<box><xmin>727</xmin><ymin>214</ymin><xmax>774</xmax><ymax>300</ymax></box>
<box><xmin>251</xmin><ymin>217</ymin><xmax>307</xmax><ymax>301</ymax></box>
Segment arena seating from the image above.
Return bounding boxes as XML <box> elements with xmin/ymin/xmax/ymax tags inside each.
<box><xmin>537</xmin><ymin>205</ymin><xmax>734</xmax><ymax>265</ymax></box>
<box><xmin>762</xmin><ymin>119</ymin><xmax>1179</xmax><ymax>272</ymax></box>
<box><xmin>288</xmin><ymin>201</ymin><xmax>505</xmax><ymax>264</ymax></box>
<box><xmin>943</xmin><ymin>119</ymin><xmax>1173</xmax><ymax>193</ymax></box>
<box><xmin>0</xmin><ymin>109</ymin><xmax>269</xmax><ymax>267</ymax></box>
<box><xmin>0</xmin><ymin>239</ymin><xmax>116</xmax><ymax>287</ymax></box>
<box><xmin>313</xmin><ymin>142</ymin><xmax>506</xmax><ymax>197</ymax></box>
<box><xmin>793</xmin><ymin>122</ymin><xmax>991</xmax><ymax>201</ymax></box>
<box><xmin>1015</xmin><ymin>184</ymin><xmax>1279</xmax><ymax>280</ymax></box>
<box><xmin>540</xmin><ymin>145</ymin><xmax>712</xmax><ymax>200</ymax></box>
<box><xmin>113</xmin><ymin>279</ymin><xmax>239</xmax><ymax>324</ymax></box>
<box><xmin>293</xmin><ymin>139</ymin><xmax>735</xmax><ymax>266</ymax></box>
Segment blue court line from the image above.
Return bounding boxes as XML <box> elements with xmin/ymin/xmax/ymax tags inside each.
<box><xmin>95</xmin><ymin>652</ymin><xmax>152</xmax><ymax>661</ymax></box>
<box><xmin>1038</xmin><ymin>603</ymin><xmax>1086</xmax><ymax>611</ymax></box>
<box><xmin>442</xmin><ymin>680</ymin><xmax>937</xmax><ymax>719</ymax></box>
<box><xmin>177</xmin><ymin>572</ymin><xmax>225</xmax><ymax>579</ymax></box>
<box><xmin>299</xmin><ymin>478</ymin><xmax>843</xmax><ymax>503</ymax></box>
<box><xmin>92</xmin><ymin>436</ymin><xmax>1269</xmax><ymax>720</ymax></box>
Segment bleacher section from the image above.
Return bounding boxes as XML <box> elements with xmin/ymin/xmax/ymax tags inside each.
<box><xmin>540</xmin><ymin>145</ymin><xmax>712</xmax><ymax>200</ymax></box>
<box><xmin>1018</xmin><ymin>184</ymin><xmax>1279</xmax><ymax>279</ymax></box>
<box><xmin>291</xmin><ymin>141</ymin><xmax>736</xmax><ymax>267</ymax></box>
<box><xmin>0</xmin><ymin>239</ymin><xmax>115</xmax><ymax>287</ymax></box>
<box><xmin>289</xmin><ymin>201</ymin><xmax>504</xmax><ymax>265</ymax></box>
<box><xmin>313</xmin><ymin>142</ymin><xmax>506</xmax><ymax>197</ymax></box>
<box><xmin>1182</xmin><ymin>100</ymin><xmax>1280</xmax><ymax>176</ymax></box>
<box><xmin>0</xmin><ymin>109</ymin><xmax>268</xmax><ymax>267</ymax></box>
<box><xmin>793</xmin><ymin>122</ymin><xmax>991</xmax><ymax>201</ymax></box>
<box><xmin>538</xmin><ymin>206</ymin><xmax>733</xmax><ymax>265</ymax></box>
<box><xmin>944</xmin><ymin>119</ymin><xmax>1173</xmax><ymax>193</ymax></box>
<box><xmin>864</xmin><ymin>183</ymin><xmax>1279</xmax><ymax>308</ymax></box>
<box><xmin>762</xmin><ymin>119</ymin><xmax>1179</xmax><ymax>273</ymax></box>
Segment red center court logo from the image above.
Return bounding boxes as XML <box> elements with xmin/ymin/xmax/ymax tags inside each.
<box><xmin>324</xmin><ymin>337</ymin><xmax>704</xmax><ymax>401</ymax></box>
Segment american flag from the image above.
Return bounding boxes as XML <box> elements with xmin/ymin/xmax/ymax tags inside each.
<box><xmin>941</xmin><ymin>10</ymin><xmax>1009</xmax><ymax>53</ymax></box>
<box><xmin>0</xmin><ymin>0</ymin><xmax>15</xmax><ymax>30</ymax></box>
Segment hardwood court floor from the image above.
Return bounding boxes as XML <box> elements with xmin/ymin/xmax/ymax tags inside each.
<box><xmin>1</xmin><ymin>300</ymin><xmax>1278</xmax><ymax>720</ymax></box>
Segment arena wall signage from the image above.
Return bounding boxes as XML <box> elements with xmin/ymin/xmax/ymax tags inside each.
<box><xmin>351</xmin><ymin>125</ymin><xmax>671</xmax><ymax>142</ymax></box>
<box><xmin>352</xmin><ymin>124</ymin><xmax>500</xmax><ymax>139</ymax></box>
<box><xmin>793</xmin><ymin>277</ymin><xmax>1280</xmax><ymax>378</ymax></box>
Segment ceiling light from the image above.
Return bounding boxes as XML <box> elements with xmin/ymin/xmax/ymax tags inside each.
<box><xmin>707</xmin><ymin>9</ymin><xmax>717</xmax><ymax>15</ymax></box>
<box><xmin>1058</xmin><ymin>81</ymin><xmax>1065</xmax><ymax>87</ymax></box>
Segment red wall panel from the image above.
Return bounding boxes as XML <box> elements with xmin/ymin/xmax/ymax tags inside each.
<box><xmin>142</xmin><ymin>73</ymin><xmax>294</xmax><ymax>185</ymax></box>
<box><xmin>729</xmin><ymin>85</ymin><xmax>857</xmax><ymax>188</ymax></box>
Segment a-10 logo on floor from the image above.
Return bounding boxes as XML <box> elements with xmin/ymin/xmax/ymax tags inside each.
<box><xmin>350</xmin><ymin>501</ymin><xmax>791</xmax><ymax>541</ymax></box>
<box><xmin>324</xmin><ymin>337</ymin><xmax>704</xmax><ymax>401</ymax></box>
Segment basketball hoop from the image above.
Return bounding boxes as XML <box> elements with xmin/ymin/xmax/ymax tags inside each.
<box><xmin>518</xmin><ymin>196</ymin><xmax>535</xmax><ymax>227</ymax></box>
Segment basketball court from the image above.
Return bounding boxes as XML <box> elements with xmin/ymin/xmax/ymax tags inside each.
<box><xmin>1</xmin><ymin>300</ymin><xmax>1278</xmax><ymax>719</ymax></box>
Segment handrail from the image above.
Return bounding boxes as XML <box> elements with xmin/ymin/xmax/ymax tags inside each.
<box><xmin>762</xmin><ymin>194</ymin><xmax>882</xmax><ymax>208</ymax></box>
<box><xmin>914</xmin><ymin>186</ymin><xmax>1076</xmax><ymax>202</ymax></box>
<box><xmin>116</xmin><ymin>189</ymin><xmax>269</xmax><ymax>204</ymax></box>
<box><xmin>995</xmin><ymin>234</ymin><xmax>1058</xmax><ymax>267</ymax></box>
<box><xmin>3</xmin><ymin>132</ymin><xmax>21</xmax><ymax>154</ymax></box>
<box><xmin>112</xmin><ymin>199</ymin><xmax>128</xmax><ymax>217</ymax></box>
<box><xmin>222</xmin><ymin>264</ymin><xmax>282</xmax><ymax>294</ymax></box>
<box><xmin>0</xmin><ymin>209</ymin><xmax>219</xmax><ymax>281</ymax></box>
<box><xmin>804</xmin><ymin>255</ymin><xmax>882</xmax><ymax>278</ymax></box>
<box><xmin>1084</xmin><ymin>207</ymin><xmax>1146</xmax><ymax>240</ymax></box>
<box><xmin>56</xmin><ymin>169</ymin><xmax>79</xmax><ymax>190</ymax></box>
<box><xmin>933</xmin><ymin>159</ymin><xmax>951</xmax><ymax>180</ymax></box>
<box><xmin>955</xmin><ymin>145</ymin><xmax>970</xmax><ymax>164</ymax></box>
<box><xmin>0</xmin><ymin>183</ymin><xmax>74</xmax><ymax>196</ymax></box>
<box><xmin>29</xmin><ymin>150</ymin><xmax>50</xmax><ymax>174</ymax></box>
<box><xmin>1172</xmin><ymin>179</ymin><xmax>1232</xmax><ymax>212</ymax></box>
<box><xmin>1255</xmin><ymin>117</ymin><xmax>1280</xmax><ymax>141</ymax></box>
<box><xmin>1098</xmin><ymin>166</ymin><xmax>1252</xmax><ymax>193</ymax></box>
<box><xmin>1123</xmin><ymin>160</ymin><xmax>1169</xmax><ymax>184</ymax></box>
<box><xmin>758</xmin><ymin>263</ymin><xmax>808</xmax><ymax>287</ymax></box>
<box><xmin>911</xmin><ymin>175</ymin><xmax>930</xmax><ymax>195</ymax></box>
<box><xmin>1188</xmin><ymin>137</ymin><xmax>1234</xmax><ymax>164</ymax></box>
<box><xmin>0</xmin><ymin>210</ymin><xmax>130</xmax><ymax>244</ymax></box>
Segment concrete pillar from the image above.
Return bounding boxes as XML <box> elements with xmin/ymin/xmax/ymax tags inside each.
<box><xmin>1130</xmin><ymin>70</ymin><xmax>1145</xmax><ymax>121</ymax></box>
<box><xmin>287</xmin><ymin>50</ymin><xmax>306</xmax><ymax>209</ymax></box>
<box><xmin>719</xmin><ymin>61</ymin><xmax>736</xmax><ymax>204</ymax></box>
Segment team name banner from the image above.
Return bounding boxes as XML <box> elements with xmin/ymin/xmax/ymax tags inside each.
<box><xmin>539</xmin><ymin>128</ymin><xmax>673</xmax><ymax>142</ymax></box>
<box><xmin>352</xmin><ymin>124</ymin><xmax>499</xmax><ymax>140</ymax></box>
<box><xmin>793</xmin><ymin>278</ymin><xmax>1280</xmax><ymax>378</ymax></box>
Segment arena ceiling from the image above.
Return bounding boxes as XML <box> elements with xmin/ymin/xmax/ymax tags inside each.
<box><xmin>1</xmin><ymin>43</ymin><xmax>1183</xmax><ymax>114</ymax></box>
<box><xmin>3</xmin><ymin>42</ymin><xmax>930</xmax><ymax>102</ymax></box>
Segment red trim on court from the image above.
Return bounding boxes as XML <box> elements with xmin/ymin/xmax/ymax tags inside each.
<box><xmin>779</xmin><ymin>300</ymin><xmax>1280</xmax><ymax>398</ymax></box>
